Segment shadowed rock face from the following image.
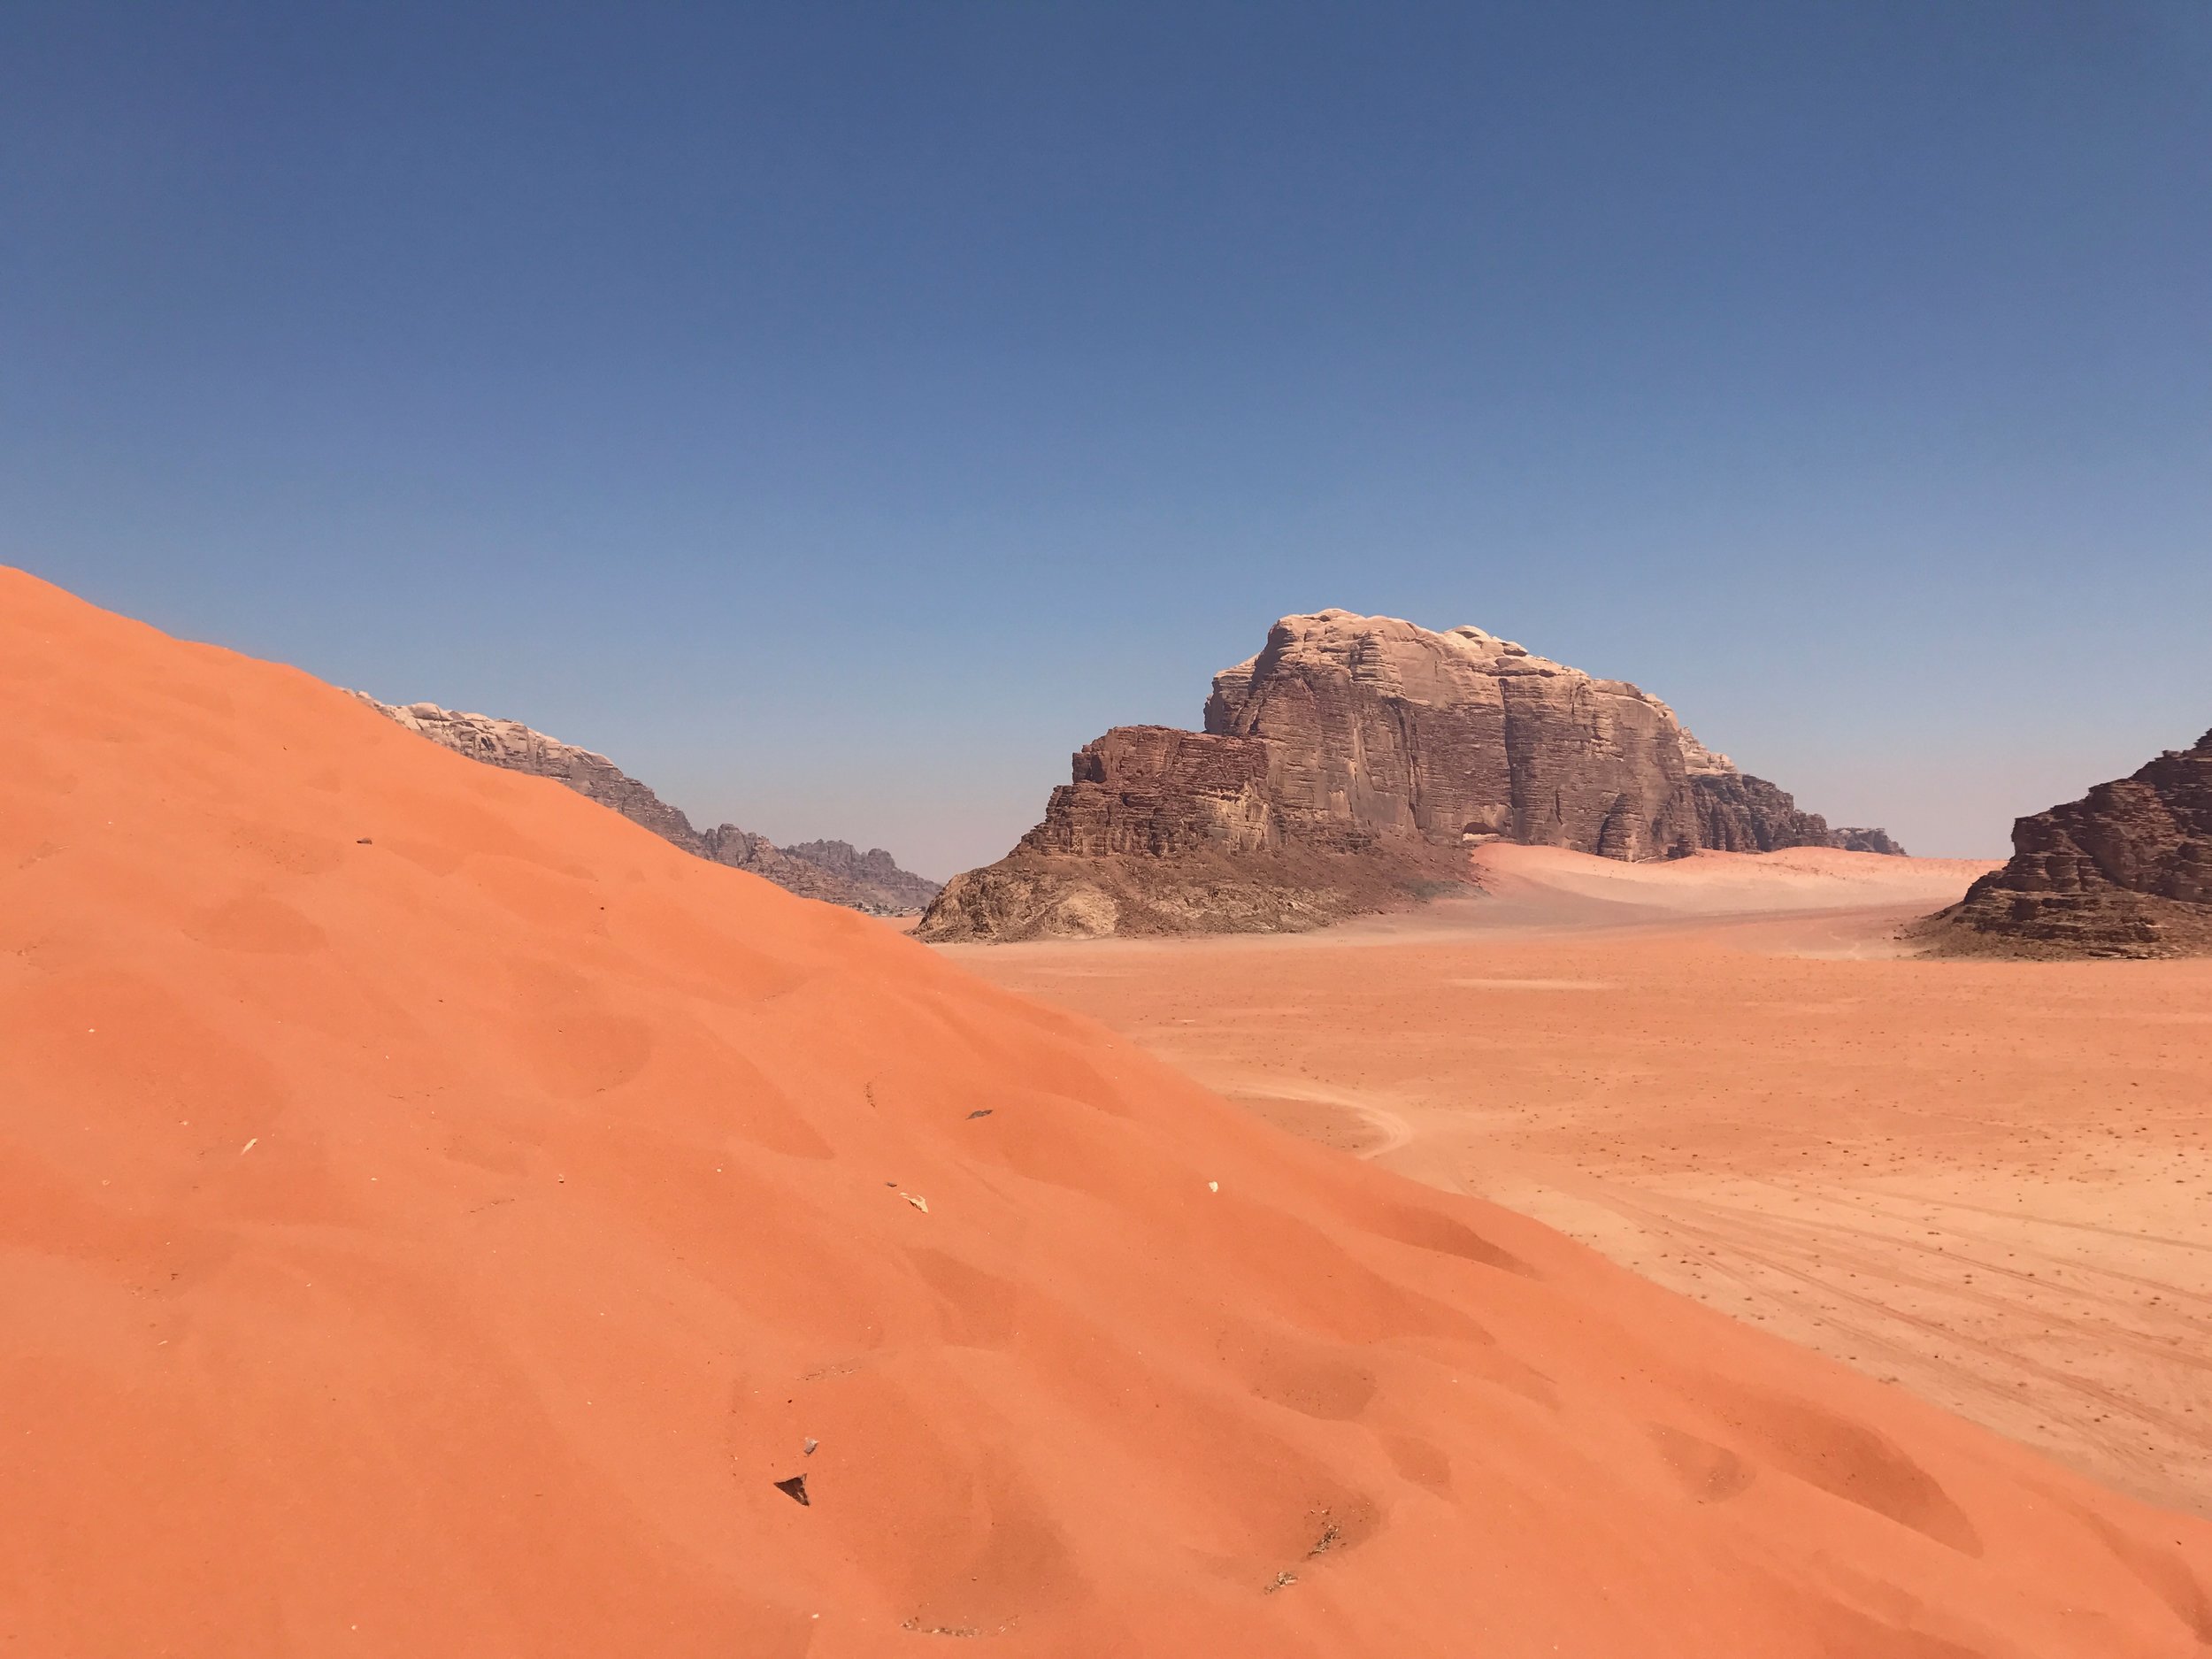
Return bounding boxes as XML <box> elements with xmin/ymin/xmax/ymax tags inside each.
<box><xmin>1920</xmin><ymin>729</ymin><xmax>2212</xmax><ymax>958</ymax></box>
<box><xmin>1833</xmin><ymin>826</ymin><xmax>1907</xmax><ymax>856</ymax></box>
<box><xmin>1691</xmin><ymin>771</ymin><xmax>1897</xmax><ymax>856</ymax></box>
<box><xmin>920</xmin><ymin>611</ymin><xmax>1897</xmax><ymax>941</ymax></box>
<box><xmin>352</xmin><ymin>696</ymin><xmax>940</xmax><ymax>915</ymax></box>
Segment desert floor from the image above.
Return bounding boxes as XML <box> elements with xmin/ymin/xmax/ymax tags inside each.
<box><xmin>948</xmin><ymin>845</ymin><xmax>2212</xmax><ymax>1518</ymax></box>
<box><xmin>19</xmin><ymin>566</ymin><xmax>2212</xmax><ymax>1655</ymax></box>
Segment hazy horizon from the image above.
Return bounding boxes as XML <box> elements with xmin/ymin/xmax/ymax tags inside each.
<box><xmin>6</xmin><ymin>3</ymin><xmax>2208</xmax><ymax>878</ymax></box>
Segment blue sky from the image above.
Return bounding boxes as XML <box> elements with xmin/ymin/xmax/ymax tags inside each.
<box><xmin>5</xmin><ymin>2</ymin><xmax>2208</xmax><ymax>876</ymax></box>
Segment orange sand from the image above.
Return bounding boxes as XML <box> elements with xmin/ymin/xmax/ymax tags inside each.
<box><xmin>6</xmin><ymin>566</ymin><xmax>2212</xmax><ymax>1657</ymax></box>
<box><xmin>959</xmin><ymin>845</ymin><xmax>2212</xmax><ymax>1527</ymax></box>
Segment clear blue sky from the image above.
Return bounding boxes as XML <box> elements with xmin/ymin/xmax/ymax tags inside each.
<box><xmin>5</xmin><ymin>2</ymin><xmax>2208</xmax><ymax>876</ymax></box>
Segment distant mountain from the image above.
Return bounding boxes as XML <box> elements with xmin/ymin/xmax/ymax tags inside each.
<box><xmin>919</xmin><ymin>610</ymin><xmax>1901</xmax><ymax>942</ymax></box>
<box><xmin>352</xmin><ymin>695</ymin><xmax>940</xmax><ymax>915</ymax></box>
<box><xmin>779</xmin><ymin>839</ymin><xmax>944</xmax><ymax>914</ymax></box>
<box><xmin>1917</xmin><ymin>728</ymin><xmax>2212</xmax><ymax>958</ymax></box>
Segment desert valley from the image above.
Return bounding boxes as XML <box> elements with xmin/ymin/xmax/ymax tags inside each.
<box><xmin>7</xmin><ymin>569</ymin><xmax>2212</xmax><ymax>1657</ymax></box>
<box><xmin>955</xmin><ymin>844</ymin><xmax>2212</xmax><ymax>1522</ymax></box>
<box><xmin>930</xmin><ymin>611</ymin><xmax>2212</xmax><ymax>1523</ymax></box>
<box><xmin>13</xmin><ymin>12</ymin><xmax>2206</xmax><ymax>1654</ymax></box>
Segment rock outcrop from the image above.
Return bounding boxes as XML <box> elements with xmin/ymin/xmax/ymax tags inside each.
<box><xmin>919</xmin><ymin>611</ymin><xmax>1898</xmax><ymax>941</ymax></box>
<box><xmin>1691</xmin><ymin>768</ymin><xmax>1900</xmax><ymax>856</ymax></box>
<box><xmin>780</xmin><ymin>839</ymin><xmax>946</xmax><ymax>915</ymax></box>
<box><xmin>695</xmin><ymin>826</ymin><xmax>905</xmax><ymax>911</ymax></box>
<box><xmin>1917</xmin><ymin>729</ymin><xmax>2212</xmax><ymax>958</ymax></box>
<box><xmin>353</xmin><ymin>695</ymin><xmax>940</xmax><ymax>915</ymax></box>
<box><xmin>1833</xmin><ymin>826</ymin><xmax>1907</xmax><ymax>856</ymax></box>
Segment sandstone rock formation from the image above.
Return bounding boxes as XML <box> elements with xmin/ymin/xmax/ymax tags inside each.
<box><xmin>695</xmin><ymin>825</ymin><xmax>901</xmax><ymax>911</ymax></box>
<box><xmin>780</xmin><ymin>839</ymin><xmax>945</xmax><ymax>915</ymax></box>
<box><xmin>1917</xmin><ymin>728</ymin><xmax>2212</xmax><ymax>958</ymax></box>
<box><xmin>353</xmin><ymin>695</ymin><xmax>940</xmax><ymax>915</ymax></box>
<box><xmin>919</xmin><ymin>610</ymin><xmax>1898</xmax><ymax>941</ymax></box>
<box><xmin>1833</xmin><ymin>826</ymin><xmax>1907</xmax><ymax>856</ymax></box>
<box><xmin>1691</xmin><ymin>768</ymin><xmax>1900</xmax><ymax>856</ymax></box>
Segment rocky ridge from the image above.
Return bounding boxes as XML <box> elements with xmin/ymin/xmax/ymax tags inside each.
<box><xmin>920</xmin><ymin>610</ymin><xmax>1899</xmax><ymax>941</ymax></box>
<box><xmin>1693</xmin><ymin>768</ymin><xmax>1902</xmax><ymax>856</ymax></box>
<box><xmin>780</xmin><ymin>838</ymin><xmax>945</xmax><ymax>915</ymax></box>
<box><xmin>352</xmin><ymin>695</ymin><xmax>939</xmax><ymax>915</ymax></box>
<box><xmin>1917</xmin><ymin>727</ymin><xmax>2212</xmax><ymax>958</ymax></box>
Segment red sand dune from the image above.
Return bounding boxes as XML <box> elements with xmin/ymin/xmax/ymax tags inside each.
<box><xmin>4</xmin><ymin>567</ymin><xmax>2210</xmax><ymax>1659</ymax></box>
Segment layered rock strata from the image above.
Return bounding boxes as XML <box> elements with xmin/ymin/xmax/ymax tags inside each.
<box><xmin>920</xmin><ymin>610</ymin><xmax>1897</xmax><ymax>941</ymax></box>
<box><xmin>353</xmin><ymin>695</ymin><xmax>940</xmax><ymax>915</ymax></box>
<box><xmin>1918</xmin><ymin>729</ymin><xmax>2212</xmax><ymax>958</ymax></box>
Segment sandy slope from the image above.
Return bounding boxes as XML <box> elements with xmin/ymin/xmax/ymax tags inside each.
<box><xmin>1470</xmin><ymin>841</ymin><xmax>2002</xmax><ymax>920</ymax></box>
<box><xmin>5</xmin><ymin>570</ymin><xmax>2212</xmax><ymax>1658</ymax></box>
<box><xmin>960</xmin><ymin>846</ymin><xmax>2212</xmax><ymax>1530</ymax></box>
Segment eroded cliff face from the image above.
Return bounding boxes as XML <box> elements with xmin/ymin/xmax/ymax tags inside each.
<box><xmin>919</xmin><ymin>611</ymin><xmax>1897</xmax><ymax>941</ymax></box>
<box><xmin>1919</xmin><ymin>730</ymin><xmax>2212</xmax><ymax>958</ymax></box>
<box><xmin>1018</xmin><ymin>727</ymin><xmax>1281</xmax><ymax>858</ymax></box>
<box><xmin>1688</xmin><ymin>770</ymin><xmax>1901</xmax><ymax>856</ymax></box>
<box><xmin>919</xmin><ymin>719</ymin><xmax>1471</xmax><ymax>941</ymax></box>
<box><xmin>1201</xmin><ymin>614</ymin><xmax>1705</xmax><ymax>861</ymax></box>
<box><xmin>353</xmin><ymin>696</ymin><xmax>940</xmax><ymax>915</ymax></box>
